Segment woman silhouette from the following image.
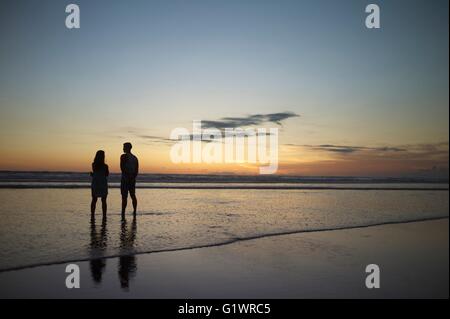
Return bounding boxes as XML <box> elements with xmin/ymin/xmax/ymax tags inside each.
<box><xmin>90</xmin><ymin>150</ymin><xmax>109</xmax><ymax>216</ymax></box>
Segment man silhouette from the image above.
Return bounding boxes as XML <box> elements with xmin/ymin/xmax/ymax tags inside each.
<box><xmin>120</xmin><ymin>142</ymin><xmax>139</xmax><ymax>217</ymax></box>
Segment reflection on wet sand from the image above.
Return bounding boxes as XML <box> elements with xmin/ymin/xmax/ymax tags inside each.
<box><xmin>118</xmin><ymin>216</ymin><xmax>137</xmax><ymax>290</ymax></box>
<box><xmin>89</xmin><ymin>215</ymin><xmax>138</xmax><ymax>290</ymax></box>
<box><xmin>89</xmin><ymin>215</ymin><xmax>108</xmax><ymax>284</ymax></box>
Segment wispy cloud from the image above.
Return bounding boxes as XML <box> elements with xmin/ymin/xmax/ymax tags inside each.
<box><xmin>294</xmin><ymin>144</ymin><xmax>406</xmax><ymax>154</ymax></box>
<box><xmin>135</xmin><ymin>134</ymin><xmax>175</xmax><ymax>144</ymax></box>
<box><xmin>128</xmin><ymin>112</ymin><xmax>299</xmax><ymax>144</ymax></box>
<box><xmin>202</xmin><ymin>112</ymin><xmax>300</xmax><ymax>129</ymax></box>
<box><xmin>287</xmin><ymin>142</ymin><xmax>449</xmax><ymax>160</ymax></box>
<box><xmin>183</xmin><ymin>130</ymin><xmax>274</xmax><ymax>140</ymax></box>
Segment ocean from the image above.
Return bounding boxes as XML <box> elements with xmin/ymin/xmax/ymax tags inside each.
<box><xmin>0</xmin><ymin>172</ymin><xmax>448</xmax><ymax>272</ymax></box>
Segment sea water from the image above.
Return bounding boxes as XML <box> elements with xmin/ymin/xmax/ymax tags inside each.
<box><xmin>0</xmin><ymin>185</ymin><xmax>448</xmax><ymax>272</ymax></box>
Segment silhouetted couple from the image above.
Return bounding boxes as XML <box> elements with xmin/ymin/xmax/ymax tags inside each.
<box><xmin>90</xmin><ymin>142</ymin><xmax>139</xmax><ymax>218</ymax></box>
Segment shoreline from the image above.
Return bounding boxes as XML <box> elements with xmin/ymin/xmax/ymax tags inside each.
<box><xmin>0</xmin><ymin>216</ymin><xmax>447</xmax><ymax>274</ymax></box>
<box><xmin>1</xmin><ymin>185</ymin><xmax>448</xmax><ymax>190</ymax></box>
<box><xmin>0</xmin><ymin>218</ymin><xmax>448</xmax><ymax>298</ymax></box>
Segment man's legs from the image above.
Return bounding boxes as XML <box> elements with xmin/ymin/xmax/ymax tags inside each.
<box><xmin>121</xmin><ymin>194</ymin><xmax>127</xmax><ymax>218</ymax></box>
<box><xmin>121</xmin><ymin>178</ymin><xmax>137</xmax><ymax>217</ymax></box>
<box><xmin>129</xmin><ymin>178</ymin><xmax>137</xmax><ymax>215</ymax></box>
<box><xmin>130</xmin><ymin>193</ymin><xmax>137</xmax><ymax>215</ymax></box>
<box><xmin>121</xmin><ymin>177</ymin><xmax>127</xmax><ymax>218</ymax></box>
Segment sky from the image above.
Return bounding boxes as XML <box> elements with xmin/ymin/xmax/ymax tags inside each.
<box><xmin>0</xmin><ymin>0</ymin><xmax>448</xmax><ymax>176</ymax></box>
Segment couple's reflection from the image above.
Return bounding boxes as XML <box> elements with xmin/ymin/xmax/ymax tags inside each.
<box><xmin>89</xmin><ymin>215</ymin><xmax>107</xmax><ymax>284</ymax></box>
<box><xmin>89</xmin><ymin>215</ymin><xmax>137</xmax><ymax>290</ymax></box>
<box><xmin>118</xmin><ymin>217</ymin><xmax>137</xmax><ymax>290</ymax></box>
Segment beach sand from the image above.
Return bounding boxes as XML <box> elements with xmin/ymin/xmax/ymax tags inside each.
<box><xmin>0</xmin><ymin>219</ymin><xmax>448</xmax><ymax>299</ymax></box>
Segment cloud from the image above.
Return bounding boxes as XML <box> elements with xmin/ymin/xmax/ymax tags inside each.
<box><xmin>130</xmin><ymin>112</ymin><xmax>299</xmax><ymax>144</ymax></box>
<box><xmin>297</xmin><ymin>144</ymin><xmax>406</xmax><ymax>154</ymax></box>
<box><xmin>280</xmin><ymin>142</ymin><xmax>449</xmax><ymax>177</ymax></box>
<box><xmin>287</xmin><ymin>142</ymin><xmax>449</xmax><ymax>162</ymax></box>
<box><xmin>201</xmin><ymin>112</ymin><xmax>300</xmax><ymax>129</ymax></box>
<box><xmin>136</xmin><ymin>135</ymin><xmax>174</xmax><ymax>144</ymax></box>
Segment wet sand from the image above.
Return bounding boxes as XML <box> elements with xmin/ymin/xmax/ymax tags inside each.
<box><xmin>0</xmin><ymin>219</ymin><xmax>448</xmax><ymax>298</ymax></box>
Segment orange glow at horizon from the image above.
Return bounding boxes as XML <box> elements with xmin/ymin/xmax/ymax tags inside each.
<box><xmin>0</xmin><ymin>142</ymin><xmax>447</xmax><ymax>177</ymax></box>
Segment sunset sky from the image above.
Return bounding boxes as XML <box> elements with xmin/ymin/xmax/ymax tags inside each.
<box><xmin>0</xmin><ymin>0</ymin><xmax>448</xmax><ymax>176</ymax></box>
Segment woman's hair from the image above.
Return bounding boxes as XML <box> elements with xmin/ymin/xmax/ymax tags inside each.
<box><xmin>92</xmin><ymin>150</ymin><xmax>106</xmax><ymax>171</ymax></box>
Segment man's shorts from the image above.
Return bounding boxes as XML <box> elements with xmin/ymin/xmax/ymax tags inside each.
<box><xmin>121</xmin><ymin>176</ymin><xmax>136</xmax><ymax>196</ymax></box>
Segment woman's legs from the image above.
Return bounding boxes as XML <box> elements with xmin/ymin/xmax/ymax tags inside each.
<box><xmin>91</xmin><ymin>196</ymin><xmax>98</xmax><ymax>214</ymax></box>
<box><xmin>101</xmin><ymin>196</ymin><xmax>107</xmax><ymax>215</ymax></box>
